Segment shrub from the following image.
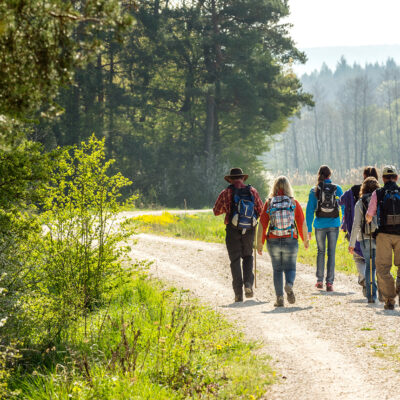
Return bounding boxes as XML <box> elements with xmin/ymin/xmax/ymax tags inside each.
<box><xmin>24</xmin><ymin>135</ymin><xmax>135</xmax><ymax>344</ymax></box>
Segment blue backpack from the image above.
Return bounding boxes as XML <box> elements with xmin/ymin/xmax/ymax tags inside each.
<box><xmin>230</xmin><ymin>185</ymin><xmax>258</xmax><ymax>232</ymax></box>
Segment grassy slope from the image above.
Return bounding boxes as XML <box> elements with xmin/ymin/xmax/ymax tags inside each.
<box><xmin>11</xmin><ymin>272</ymin><xmax>273</xmax><ymax>399</ymax></box>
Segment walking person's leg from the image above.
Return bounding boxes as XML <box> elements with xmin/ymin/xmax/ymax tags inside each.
<box><xmin>281</xmin><ymin>238</ymin><xmax>298</xmax><ymax>304</ymax></box>
<box><xmin>360</xmin><ymin>240</ymin><xmax>377</xmax><ymax>302</ymax></box>
<box><xmin>315</xmin><ymin>228</ymin><xmax>327</xmax><ymax>286</ymax></box>
<box><xmin>225</xmin><ymin>225</ymin><xmax>244</xmax><ymax>301</ymax></box>
<box><xmin>241</xmin><ymin>228</ymin><xmax>255</xmax><ymax>297</ymax></box>
<box><xmin>353</xmin><ymin>254</ymin><xmax>366</xmax><ymax>295</ymax></box>
<box><xmin>267</xmin><ymin>239</ymin><xmax>284</xmax><ymax>306</ymax></box>
<box><xmin>375</xmin><ymin>233</ymin><xmax>396</xmax><ymax>308</ymax></box>
<box><xmin>371</xmin><ymin>244</ymin><xmax>377</xmax><ymax>300</ymax></box>
<box><xmin>326</xmin><ymin>227</ymin><xmax>339</xmax><ymax>289</ymax></box>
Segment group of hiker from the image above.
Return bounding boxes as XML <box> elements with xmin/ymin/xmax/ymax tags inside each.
<box><xmin>213</xmin><ymin>165</ymin><xmax>400</xmax><ymax>310</ymax></box>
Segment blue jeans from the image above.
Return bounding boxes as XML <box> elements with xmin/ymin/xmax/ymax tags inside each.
<box><xmin>315</xmin><ymin>227</ymin><xmax>339</xmax><ymax>284</ymax></box>
<box><xmin>267</xmin><ymin>238</ymin><xmax>298</xmax><ymax>296</ymax></box>
<box><xmin>360</xmin><ymin>239</ymin><xmax>377</xmax><ymax>300</ymax></box>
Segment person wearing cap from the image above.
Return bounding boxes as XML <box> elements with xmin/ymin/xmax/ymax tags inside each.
<box><xmin>213</xmin><ymin>168</ymin><xmax>263</xmax><ymax>302</ymax></box>
<box><xmin>366</xmin><ymin>165</ymin><xmax>400</xmax><ymax>310</ymax></box>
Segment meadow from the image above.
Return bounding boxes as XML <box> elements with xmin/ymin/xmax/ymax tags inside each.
<box><xmin>10</xmin><ymin>271</ymin><xmax>274</xmax><ymax>399</ymax></box>
<box><xmin>129</xmin><ymin>209</ymin><xmax>358</xmax><ymax>276</ymax></box>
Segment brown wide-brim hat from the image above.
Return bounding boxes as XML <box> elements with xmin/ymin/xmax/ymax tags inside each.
<box><xmin>224</xmin><ymin>167</ymin><xmax>249</xmax><ymax>183</ymax></box>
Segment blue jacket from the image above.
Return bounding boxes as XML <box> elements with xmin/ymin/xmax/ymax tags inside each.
<box><xmin>306</xmin><ymin>179</ymin><xmax>344</xmax><ymax>232</ymax></box>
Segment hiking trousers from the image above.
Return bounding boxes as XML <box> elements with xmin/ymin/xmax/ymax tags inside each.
<box><xmin>375</xmin><ymin>233</ymin><xmax>400</xmax><ymax>304</ymax></box>
<box><xmin>360</xmin><ymin>239</ymin><xmax>377</xmax><ymax>301</ymax></box>
<box><xmin>225</xmin><ymin>224</ymin><xmax>255</xmax><ymax>296</ymax></box>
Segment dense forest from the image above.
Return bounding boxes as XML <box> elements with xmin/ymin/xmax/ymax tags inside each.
<box><xmin>0</xmin><ymin>2</ymin><xmax>309</xmax><ymax>395</ymax></box>
<box><xmin>27</xmin><ymin>0</ymin><xmax>312</xmax><ymax>207</ymax></box>
<box><xmin>266</xmin><ymin>57</ymin><xmax>400</xmax><ymax>174</ymax></box>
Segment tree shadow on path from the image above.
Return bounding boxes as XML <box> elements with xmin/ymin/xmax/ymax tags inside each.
<box><xmin>222</xmin><ymin>299</ymin><xmax>268</xmax><ymax>308</ymax></box>
<box><xmin>315</xmin><ymin>291</ymin><xmax>355</xmax><ymax>297</ymax></box>
<box><xmin>262</xmin><ymin>306</ymin><xmax>313</xmax><ymax>314</ymax></box>
<box><xmin>375</xmin><ymin>309</ymin><xmax>400</xmax><ymax>316</ymax></box>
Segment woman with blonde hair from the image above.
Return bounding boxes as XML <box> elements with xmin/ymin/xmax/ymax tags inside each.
<box><xmin>257</xmin><ymin>176</ymin><xmax>309</xmax><ymax>307</ymax></box>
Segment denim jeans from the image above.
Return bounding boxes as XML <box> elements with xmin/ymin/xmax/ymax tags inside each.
<box><xmin>360</xmin><ymin>239</ymin><xmax>377</xmax><ymax>300</ymax></box>
<box><xmin>315</xmin><ymin>227</ymin><xmax>339</xmax><ymax>284</ymax></box>
<box><xmin>267</xmin><ymin>238</ymin><xmax>298</xmax><ymax>297</ymax></box>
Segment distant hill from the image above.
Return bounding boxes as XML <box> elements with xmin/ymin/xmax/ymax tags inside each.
<box><xmin>293</xmin><ymin>44</ymin><xmax>400</xmax><ymax>76</ymax></box>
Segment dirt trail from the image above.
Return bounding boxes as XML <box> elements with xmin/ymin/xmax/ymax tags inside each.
<box><xmin>129</xmin><ymin>233</ymin><xmax>400</xmax><ymax>400</ymax></box>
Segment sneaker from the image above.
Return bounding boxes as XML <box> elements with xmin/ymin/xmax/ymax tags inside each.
<box><xmin>384</xmin><ymin>301</ymin><xmax>395</xmax><ymax>310</ymax></box>
<box><xmin>234</xmin><ymin>294</ymin><xmax>243</xmax><ymax>303</ymax></box>
<box><xmin>284</xmin><ymin>284</ymin><xmax>296</xmax><ymax>304</ymax></box>
<box><xmin>326</xmin><ymin>283</ymin><xmax>334</xmax><ymax>292</ymax></box>
<box><xmin>274</xmin><ymin>296</ymin><xmax>284</xmax><ymax>307</ymax></box>
<box><xmin>244</xmin><ymin>284</ymin><xmax>254</xmax><ymax>299</ymax></box>
<box><xmin>315</xmin><ymin>281</ymin><xmax>323</xmax><ymax>289</ymax></box>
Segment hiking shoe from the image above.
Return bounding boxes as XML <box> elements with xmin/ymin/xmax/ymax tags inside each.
<box><xmin>367</xmin><ymin>298</ymin><xmax>375</xmax><ymax>304</ymax></box>
<box><xmin>274</xmin><ymin>296</ymin><xmax>284</xmax><ymax>307</ymax></box>
<box><xmin>284</xmin><ymin>284</ymin><xmax>296</xmax><ymax>304</ymax></box>
<box><xmin>244</xmin><ymin>284</ymin><xmax>254</xmax><ymax>299</ymax></box>
<box><xmin>326</xmin><ymin>283</ymin><xmax>334</xmax><ymax>292</ymax></box>
<box><xmin>384</xmin><ymin>301</ymin><xmax>395</xmax><ymax>310</ymax></box>
<box><xmin>234</xmin><ymin>294</ymin><xmax>243</xmax><ymax>303</ymax></box>
<box><xmin>315</xmin><ymin>281</ymin><xmax>323</xmax><ymax>290</ymax></box>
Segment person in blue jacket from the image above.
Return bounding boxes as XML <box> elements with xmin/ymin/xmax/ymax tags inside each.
<box><xmin>306</xmin><ymin>165</ymin><xmax>344</xmax><ymax>291</ymax></box>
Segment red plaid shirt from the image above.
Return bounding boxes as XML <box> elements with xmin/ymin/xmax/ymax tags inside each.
<box><xmin>213</xmin><ymin>183</ymin><xmax>263</xmax><ymax>225</ymax></box>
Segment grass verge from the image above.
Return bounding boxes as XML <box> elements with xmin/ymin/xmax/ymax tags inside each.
<box><xmin>9</xmin><ymin>269</ymin><xmax>274</xmax><ymax>399</ymax></box>
<box><xmin>129</xmin><ymin>212</ymin><xmax>358</xmax><ymax>275</ymax></box>
<box><xmin>130</xmin><ymin>212</ymin><xmax>226</xmax><ymax>243</ymax></box>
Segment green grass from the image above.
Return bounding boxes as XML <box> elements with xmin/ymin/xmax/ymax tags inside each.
<box><xmin>130</xmin><ymin>211</ymin><xmax>360</xmax><ymax>275</ymax></box>
<box><xmin>130</xmin><ymin>212</ymin><xmax>226</xmax><ymax>243</ymax></box>
<box><xmin>297</xmin><ymin>230</ymin><xmax>358</xmax><ymax>275</ymax></box>
<box><xmin>10</xmin><ymin>271</ymin><xmax>273</xmax><ymax>399</ymax></box>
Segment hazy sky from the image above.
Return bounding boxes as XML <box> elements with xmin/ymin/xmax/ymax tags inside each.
<box><xmin>286</xmin><ymin>0</ymin><xmax>400</xmax><ymax>48</ymax></box>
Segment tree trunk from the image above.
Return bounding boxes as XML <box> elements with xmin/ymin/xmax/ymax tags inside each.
<box><xmin>291</xmin><ymin>121</ymin><xmax>299</xmax><ymax>170</ymax></box>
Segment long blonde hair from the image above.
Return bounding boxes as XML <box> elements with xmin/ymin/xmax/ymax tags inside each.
<box><xmin>268</xmin><ymin>176</ymin><xmax>294</xmax><ymax>199</ymax></box>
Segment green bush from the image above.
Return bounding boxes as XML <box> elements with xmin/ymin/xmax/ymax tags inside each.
<box><xmin>25</xmin><ymin>135</ymin><xmax>135</xmax><ymax>344</ymax></box>
<box><xmin>1</xmin><ymin>135</ymin><xmax>135</xmax><ymax>361</ymax></box>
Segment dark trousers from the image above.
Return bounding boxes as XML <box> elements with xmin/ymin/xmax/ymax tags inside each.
<box><xmin>225</xmin><ymin>224</ymin><xmax>255</xmax><ymax>295</ymax></box>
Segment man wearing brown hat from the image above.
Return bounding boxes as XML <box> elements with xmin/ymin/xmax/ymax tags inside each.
<box><xmin>213</xmin><ymin>168</ymin><xmax>263</xmax><ymax>302</ymax></box>
<box><xmin>366</xmin><ymin>165</ymin><xmax>400</xmax><ymax>310</ymax></box>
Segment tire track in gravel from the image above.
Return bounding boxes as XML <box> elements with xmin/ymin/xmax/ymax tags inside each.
<box><xmin>129</xmin><ymin>233</ymin><xmax>400</xmax><ymax>400</ymax></box>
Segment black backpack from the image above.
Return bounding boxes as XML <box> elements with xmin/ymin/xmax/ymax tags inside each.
<box><xmin>316</xmin><ymin>182</ymin><xmax>339</xmax><ymax>218</ymax></box>
<box><xmin>377</xmin><ymin>185</ymin><xmax>400</xmax><ymax>234</ymax></box>
<box><xmin>361</xmin><ymin>193</ymin><xmax>373</xmax><ymax>235</ymax></box>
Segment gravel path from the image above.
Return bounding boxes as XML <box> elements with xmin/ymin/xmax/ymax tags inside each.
<box><xmin>129</xmin><ymin>233</ymin><xmax>400</xmax><ymax>400</ymax></box>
